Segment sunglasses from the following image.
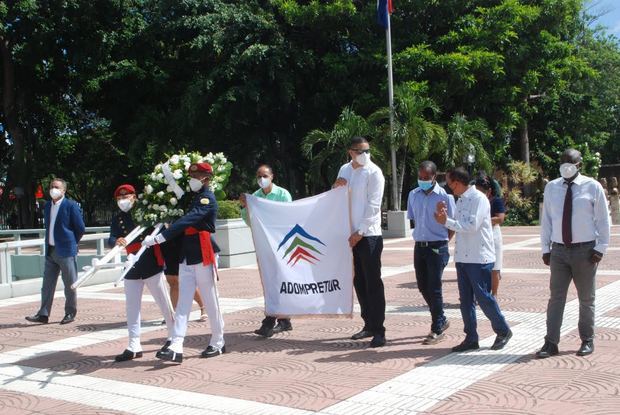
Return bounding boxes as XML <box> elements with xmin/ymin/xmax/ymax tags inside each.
<box><xmin>350</xmin><ymin>148</ymin><xmax>370</xmax><ymax>155</ymax></box>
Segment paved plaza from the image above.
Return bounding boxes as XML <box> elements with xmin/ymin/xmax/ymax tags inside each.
<box><xmin>0</xmin><ymin>226</ymin><xmax>619</xmax><ymax>414</ymax></box>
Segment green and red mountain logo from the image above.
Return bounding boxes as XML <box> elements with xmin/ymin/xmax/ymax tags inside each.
<box><xmin>277</xmin><ymin>224</ymin><xmax>326</xmax><ymax>266</ymax></box>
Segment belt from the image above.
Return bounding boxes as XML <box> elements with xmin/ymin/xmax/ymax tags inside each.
<box><xmin>552</xmin><ymin>241</ymin><xmax>595</xmax><ymax>248</ymax></box>
<box><xmin>184</xmin><ymin>227</ymin><xmax>216</xmax><ymax>266</ymax></box>
<box><xmin>126</xmin><ymin>241</ymin><xmax>165</xmax><ymax>266</ymax></box>
<box><xmin>415</xmin><ymin>240</ymin><xmax>447</xmax><ymax>248</ymax></box>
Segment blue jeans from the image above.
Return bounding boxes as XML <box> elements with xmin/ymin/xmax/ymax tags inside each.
<box><xmin>413</xmin><ymin>242</ymin><xmax>449</xmax><ymax>333</ymax></box>
<box><xmin>456</xmin><ymin>262</ymin><xmax>509</xmax><ymax>342</ymax></box>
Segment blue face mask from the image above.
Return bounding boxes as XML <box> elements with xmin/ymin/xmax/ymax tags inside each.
<box><xmin>418</xmin><ymin>180</ymin><xmax>434</xmax><ymax>191</ymax></box>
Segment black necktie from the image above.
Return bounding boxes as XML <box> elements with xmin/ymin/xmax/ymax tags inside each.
<box><xmin>562</xmin><ymin>181</ymin><xmax>573</xmax><ymax>246</ymax></box>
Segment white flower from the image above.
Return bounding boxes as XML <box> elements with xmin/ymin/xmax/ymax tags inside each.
<box><xmin>160</xmin><ymin>206</ymin><xmax>168</xmax><ymax>212</ymax></box>
<box><xmin>152</xmin><ymin>204</ymin><xmax>159</xmax><ymax>211</ymax></box>
<box><xmin>138</xmin><ymin>193</ymin><xmax>143</xmax><ymax>199</ymax></box>
<box><xmin>186</xmin><ymin>185</ymin><xmax>190</xmax><ymax>192</ymax></box>
<box><xmin>142</xmin><ymin>200</ymin><xmax>148</xmax><ymax>205</ymax></box>
<box><xmin>205</xmin><ymin>155</ymin><xmax>215</xmax><ymax>164</ymax></box>
<box><xmin>217</xmin><ymin>165</ymin><xmax>226</xmax><ymax>172</ymax></box>
<box><xmin>170</xmin><ymin>155</ymin><xmax>180</xmax><ymax>164</ymax></box>
<box><xmin>155</xmin><ymin>164</ymin><xmax>162</xmax><ymax>172</ymax></box>
<box><xmin>170</xmin><ymin>198</ymin><xmax>178</xmax><ymax>206</ymax></box>
<box><xmin>184</xmin><ymin>162</ymin><xmax>191</xmax><ymax>170</ymax></box>
<box><xmin>145</xmin><ymin>185</ymin><xmax>153</xmax><ymax>194</ymax></box>
<box><xmin>166</xmin><ymin>185</ymin><xmax>173</xmax><ymax>192</ymax></box>
<box><xmin>156</xmin><ymin>191</ymin><xmax>165</xmax><ymax>198</ymax></box>
<box><xmin>156</xmin><ymin>173</ymin><xmax>164</xmax><ymax>181</ymax></box>
<box><xmin>150</xmin><ymin>173</ymin><xmax>158</xmax><ymax>181</ymax></box>
<box><xmin>173</xmin><ymin>169</ymin><xmax>183</xmax><ymax>180</ymax></box>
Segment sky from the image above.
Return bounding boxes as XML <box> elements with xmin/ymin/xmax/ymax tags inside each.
<box><xmin>588</xmin><ymin>0</ymin><xmax>620</xmax><ymax>37</ymax></box>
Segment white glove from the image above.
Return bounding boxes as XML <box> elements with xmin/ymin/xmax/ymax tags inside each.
<box><xmin>155</xmin><ymin>234</ymin><xmax>166</xmax><ymax>244</ymax></box>
<box><xmin>142</xmin><ymin>235</ymin><xmax>157</xmax><ymax>247</ymax></box>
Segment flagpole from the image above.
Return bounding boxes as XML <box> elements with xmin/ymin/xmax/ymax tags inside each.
<box><xmin>386</xmin><ymin>11</ymin><xmax>398</xmax><ymax>210</ymax></box>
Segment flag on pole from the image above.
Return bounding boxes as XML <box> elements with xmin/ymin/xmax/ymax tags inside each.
<box><xmin>377</xmin><ymin>0</ymin><xmax>394</xmax><ymax>29</ymax></box>
<box><xmin>246</xmin><ymin>187</ymin><xmax>354</xmax><ymax>316</ymax></box>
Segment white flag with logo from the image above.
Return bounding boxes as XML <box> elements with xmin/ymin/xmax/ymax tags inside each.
<box><xmin>246</xmin><ymin>186</ymin><xmax>353</xmax><ymax>316</ymax></box>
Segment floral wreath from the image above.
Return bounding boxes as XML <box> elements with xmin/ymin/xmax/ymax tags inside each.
<box><xmin>133</xmin><ymin>151</ymin><xmax>232</xmax><ymax>226</ymax></box>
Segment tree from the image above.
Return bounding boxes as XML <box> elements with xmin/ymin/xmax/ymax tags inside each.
<box><xmin>444</xmin><ymin>114</ymin><xmax>493</xmax><ymax>173</ymax></box>
<box><xmin>301</xmin><ymin>107</ymin><xmax>372</xmax><ymax>192</ymax></box>
<box><xmin>0</xmin><ymin>0</ymin><xmax>139</xmax><ymax>226</ymax></box>
<box><xmin>369</xmin><ymin>82</ymin><xmax>446</xmax><ymax>209</ymax></box>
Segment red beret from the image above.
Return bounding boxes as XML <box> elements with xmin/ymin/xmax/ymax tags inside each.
<box><xmin>189</xmin><ymin>162</ymin><xmax>213</xmax><ymax>173</ymax></box>
<box><xmin>114</xmin><ymin>184</ymin><xmax>136</xmax><ymax>198</ymax></box>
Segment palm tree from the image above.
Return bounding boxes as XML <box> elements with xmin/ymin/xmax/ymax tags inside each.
<box><xmin>444</xmin><ymin>113</ymin><xmax>493</xmax><ymax>173</ymax></box>
<box><xmin>302</xmin><ymin>107</ymin><xmax>374</xmax><ymax>192</ymax></box>
<box><xmin>369</xmin><ymin>82</ymin><xmax>447</xmax><ymax>209</ymax></box>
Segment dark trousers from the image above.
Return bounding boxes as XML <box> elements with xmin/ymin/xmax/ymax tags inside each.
<box><xmin>39</xmin><ymin>246</ymin><xmax>78</xmax><ymax>317</ymax></box>
<box><xmin>546</xmin><ymin>242</ymin><xmax>597</xmax><ymax>345</ymax></box>
<box><xmin>352</xmin><ymin>236</ymin><xmax>385</xmax><ymax>335</ymax></box>
<box><xmin>456</xmin><ymin>262</ymin><xmax>509</xmax><ymax>342</ymax></box>
<box><xmin>413</xmin><ymin>242</ymin><xmax>449</xmax><ymax>334</ymax></box>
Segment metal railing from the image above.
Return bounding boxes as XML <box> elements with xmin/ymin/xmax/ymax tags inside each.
<box><xmin>0</xmin><ymin>227</ymin><xmax>108</xmax><ymax>255</ymax></box>
<box><xmin>0</xmin><ymin>232</ymin><xmax>111</xmax><ymax>285</ymax></box>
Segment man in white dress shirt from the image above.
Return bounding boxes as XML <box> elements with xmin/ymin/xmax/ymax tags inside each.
<box><xmin>333</xmin><ymin>136</ymin><xmax>386</xmax><ymax>348</ymax></box>
<box><xmin>26</xmin><ymin>178</ymin><xmax>85</xmax><ymax>325</ymax></box>
<box><xmin>435</xmin><ymin>167</ymin><xmax>512</xmax><ymax>352</ymax></box>
<box><xmin>536</xmin><ymin>149</ymin><xmax>610</xmax><ymax>358</ymax></box>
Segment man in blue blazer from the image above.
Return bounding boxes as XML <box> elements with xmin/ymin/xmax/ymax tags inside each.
<box><xmin>26</xmin><ymin>178</ymin><xmax>85</xmax><ymax>324</ymax></box>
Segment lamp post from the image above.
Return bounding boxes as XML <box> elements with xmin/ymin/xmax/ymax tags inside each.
<box><xmin>464</xmin><ymin>144</ymin><xmax>476</xmax><ymax>177</ymax></box>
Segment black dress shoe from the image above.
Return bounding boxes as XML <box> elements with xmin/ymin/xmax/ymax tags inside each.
<box><xmin>115</xmin><ymin>349</ymin><xmax>143</xmax><ymax>362</ymax></box>
<box><xmin>576</xmin><ymin>340</ymin><xmax>594</xmax><ymax>356</ymax></box>
<box><xmin>157</xmin><ymin>349</ymin><xmax>183</xmax><ymax>363</ymax></box>
<box><xmin>272</xmin><ymin>319</ymin><xmax>293</xmax><ymax>333</ymax></box>
<box><xmin>25</xmin><ymin>314</ymin><xmax>48</xmax><ymax>324</ymax></box>
<box><xmin>254</xmin><ymin>324</ymin><xmax>274</xmax><ymax>338</ymax></box>
<box><xmin>351</xmin><ymin>329</ymin><xmax>374</xmax><ymax>340</ymax></box>
<box><xmin>370</xmin><ymin>334</ymin><xmax>386</xmax><ymax>348</ymax></box>
<box><xmin>160</xmin><ymin>340</ymin><xmax>171</xmax><ymax>352</ymax></box>
<box><xmin>59</xmin><ymin>313</ymin><xmax>75</xmax><ymax>325</ymax></box>
<box><xmin>201</xmin><ymin>345</ymin><xmax>226</xmax><ymax>358</ymax></box>
<box><xmin>535</xmin><ymin>341</ymin><xmax>559</xmax><ymax>358</ymax></box>
<box><xmin>452</xmin><ymin>340</ymin><xmax>480</xmax><ymax>352</ymax></box>
<box><xmin>491</xmin><ymin>329</ymin><xmax>513</xmax><ymax>350</ymax></box>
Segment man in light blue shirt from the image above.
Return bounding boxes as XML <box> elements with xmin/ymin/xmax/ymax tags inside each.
<box><xmin>407</xmin><ymin>161</ymin><xmax>455</xmax><ymax>345</ymax></box>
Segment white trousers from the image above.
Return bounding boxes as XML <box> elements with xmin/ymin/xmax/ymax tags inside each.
<box><xmin>170</xmin><ymin>261</ymin><xmax>224</xmax><ymax>353</ymax></box>
<box><xmin>124</xmin><ymin>272</ymin><xmax>174</xmax><ymax>352</ymax></box>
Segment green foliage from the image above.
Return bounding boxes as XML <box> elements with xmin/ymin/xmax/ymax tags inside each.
<box><xmin>302</xmin><ymin>107</ymin><xmax>372</xmax><ymax>191</ymax></box>
<box><xmin>3</xmin><ymin>0</ymin><xmax>620</xmax><ymax>226</ymax></box>
<box><xmin>217</xmin><ymin>200</ymin><xmax>242</xmax><ymax>219</ymax></box>
<box><xmin>503</xmin><ymin>161</ymin><xmax>540</xmax><ymax>225</ymax></box>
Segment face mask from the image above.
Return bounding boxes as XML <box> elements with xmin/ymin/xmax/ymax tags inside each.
<box><xmin>418</xmin><ymin>180</ymin><xmax>434</xmax><ymax>191</ymax></box>
<box><xmin>50</xmin><ymin>188</ymin><xmax>63</xmax><ymax>200</ymax></box>
<box><xmin>559</xmin><ymin>163</ymin><xmax>578</xmax><ymax>179</ymax></box>
<box><xmin>117</xmin><ymin>199</ymin><xmax>133</xmax><ymax>212</ymax></box>
<box><xmin>189</xmin><ymin>177</ymin><xmax>203</xmax><ymax>192</ymax></box>
<box><xmin>355</xmin><ymin>152</ymin><xmax>370</xmax><ymax>166</ymax></box>
<box><xmin>257</xmin><ymin>177</ymin><xmax>271</xmax><ymax>189</ymax></box>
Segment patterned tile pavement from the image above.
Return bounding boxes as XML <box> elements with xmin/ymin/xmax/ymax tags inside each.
<box><xmin>0</xmin><ymin>226</ymin><xmax>619</xmax><ymax>414</ymax></box>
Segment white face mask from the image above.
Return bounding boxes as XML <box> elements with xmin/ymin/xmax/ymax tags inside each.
<box><xmin>257</xmin><ymin>177</ymin><xmax>271</xmax><ymax>189</ymax></box>
<box><xmin>189</xmin><ymin>177</ymin><xmax>204</xmax><ymax>192</ymax></box>
<box><xmin>117</xmin><ymin>199</ymin><xmax>134</xmax><ymax>212</ymax></box>
<box><xmin>559</xmin><ymin>163</ymin><xmax>578</xmax><ymax>179</ymax></box>
<box><xmin>355</xmin><ymin>152</ymin><xmax>371</xmax><ymax>166</ymax></box>
<box><xmin>50</xmin><ymin>188</ymin><xmax>63</xmax><ymax>200</ymax></box>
